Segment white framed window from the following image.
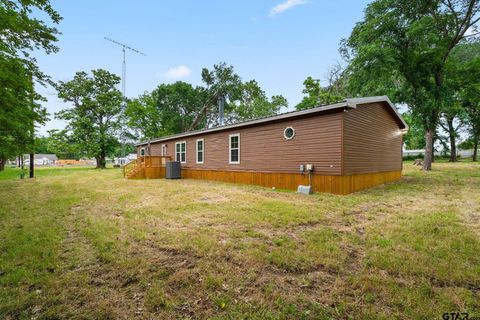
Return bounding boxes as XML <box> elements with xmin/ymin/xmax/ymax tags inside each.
<box><xmin>140</xmin><ymin>148</ymin><xmax>145</xmax><ymax>156</ymax></box>
<box><xmin>175</xmin><ymin>141</ymin><xmax>186</xmax><ymax>163</ymax></box>
<box><xmin>284</xmin><ymin>126</ymin><xmax>295</xmax><ymax>140</ymax></box>
<box><xmin>196</xmin><ymin>139</ymin><xmax>204</xmax><ymax>164</ymax></box>
<box><xmin>161</xmin><ymin>144</ymin><xmax>167</xmax><ymax>156</ymax></box>
<box><xmin>229</xmin><ymin>133</ymin><xmax>240</xmax><ymax>164</ymax></box>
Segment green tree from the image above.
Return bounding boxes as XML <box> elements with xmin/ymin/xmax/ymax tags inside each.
<box><xmin>56</xmin><ymin>70</ymin><xmax>123</xmax><ymax>168</ymax></box>
<box><xmin>0</xmin><ymin>0</ymin><xmax>61</xmax><ymax>170</ymax></box>
<box><xmin>342</xmin><ymin>0</ymin><xmax>479</xmax><ymax>170</ymax></box>
<box><xmin>125</xmin><ymin>82</ymin><xmax>207</xmax><ymax>140</ymax></box>
<box><xmin>295</xmin><ymin>77</ymin><xmax>344</xmax><ymax>111</ymax></box>
<box><xmin>438</xmin><ymin>41</ymin><xmax>480</xmax><ymax>161</ymax></box>
<box><xmin>443</xmin><ymin>41</ymin><xmax>480</xmax><ymax>161</ymax></box>
<box><xmin>35</xmin><ymin>130</ymin><xmax>85</xmax><ymax>160</ymax></box>
<box><xmin>402</xmin><ymin>112</ymin><xmax>426</xmax><ymax>150</ymax></box>
<box><xmin>124</xmin><ymin>92</ymin><xmax>161</xmax><ymax>139</ymax></box>
<box><xmin>189</xmin><ymin>62</ymin><xmax>243</xmax><ymax>130</ymax></box>
<box><xmin>231</xmin><ymin>80</ymin><xmax>287</xmax><ymax>121</ymax></box>
<box><xmin>465</xmin><ymin>105</ymin><xmax>480</xmax><ymax>161</ymax></box>
<box><xmin>0</xmin><ymin>56</ymin><xmax>44</xmax><ymax>170</ymax></box>
<box><xmin>34</xmin><ymin>136</ymin><xmax>52</xmax><ymax>154</ymax></box>
<box><xmin>155</xmin><ymin>82</ymin><xmax>208</xmax><ymax>133</ymax></box>
<box><xmin>194</xmin><ymin>63</ymin><xmax>287</xmax><ymax>127</ymax></box>
<box><xmin>126</xmin><ymin>63</ymin><xmax>287</xmax><ymax>140</ymax></box>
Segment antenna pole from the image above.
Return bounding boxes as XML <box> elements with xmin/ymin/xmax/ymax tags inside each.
<box><xmin>104</xmin><ymin>36</ymin><xmax>146</xmax><ymax>105</ymax></box>
<box><xmin>122</xmin><ymin>47</ymin><xmax>126</xmax><ymax>105</ymax></box>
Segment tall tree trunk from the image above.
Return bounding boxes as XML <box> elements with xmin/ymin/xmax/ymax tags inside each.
<box><xmin>29</xmin><ymin>153</ymin><xmax>34</xmax><ymax>178</ymax></box>
<box><xmin>473</xmin><ymin>136</ymin><xmax>479</xmax><ymax>162</ymax></box>
<box><xmin>423</xmin><ymin>128</ymin><xmax>434</xmax><ymax>170</ymax></box>
<box><xmin>446</xmin><ymin>116</ymin><xmax>457</xmax><ymax>162</ymax></box>
<box><xmin>0</xmin><ymin>156</ymin><xmax>6</xmax><ymax>171</ymax></box>
<box><xmin>96</xmin><ymin>152</ymin><xmax>106</xmax><ymax>169</ymax></box>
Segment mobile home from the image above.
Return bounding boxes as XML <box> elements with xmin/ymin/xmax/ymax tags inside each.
<box><xmin>130</xmin><ymin>96</ymin><xmax>408</xmax><ymax>194</ymax></box>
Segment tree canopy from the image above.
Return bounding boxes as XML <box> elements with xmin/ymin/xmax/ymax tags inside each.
<box><xmin>448</xmin><ymin>40</ymin><xmax>480</xmax><ymax>160</ymax></box>
<box><xmin>126</xmin><ymin>63</ymin><xmax>288</xmax><ymax>140</ymax></box>
<box><xmin>0</xmin><ymin>0</ymin><xmax>61</xmax><ymax>170</ymax></box>
<box><xmin>126</xmin><ymin>82</ymin><xmax>208</xmax><ymax>139</ymax></box>
<box><xmin>295</xmin><ymin>76</ymin><xmax>345</xmax><ymax>111</ymax></box>
<box><xmin>56</xmin><ymin>70</ymin><xmax>123</xmax><ymax>168</ymax></box>
<box><xmin>342</xmin><ymin>0</ymin><xmax>480</xmax><ymax>169</ymax></box>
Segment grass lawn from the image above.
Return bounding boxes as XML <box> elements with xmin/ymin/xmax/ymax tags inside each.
<box><xmin>0</xmin><ymin>162</ymin><xmax>479</xmax><ymax>319</ymax></box>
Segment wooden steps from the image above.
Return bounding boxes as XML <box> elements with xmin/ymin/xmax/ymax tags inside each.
<box><xmin>125</xmin><ymin>166</ymin><xmax>144</xmax><ymax>179</ymax></box>
<box><xmin>122</xmin><ymin>156</ymin><xmax>171</xmax><ymax>179</ymax></box>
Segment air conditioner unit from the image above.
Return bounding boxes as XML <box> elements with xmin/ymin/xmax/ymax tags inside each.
<box><xmin>166</xmin><ymin>161</ymin><xmax>181</xmax><ymax>179</ymax></box>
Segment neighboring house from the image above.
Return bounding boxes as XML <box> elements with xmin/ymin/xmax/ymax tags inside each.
<box><xmin>23</xmin><ymin>154</ymin><xmax>58</xmax><ymax>166</ymax></box>
<box><xmin>133</xmin><ymin>96</ymin><xmax>408</xmax><ymax>194</ymax></box>
<box><xmin>458</xmin><ymin>149</ymin><xmax>479</xmax><ymax>159</ymax></box>
<box><xmin>115</xmin><ymin>154</ymin><xmax>137</xmax><ymax>166</ymax></box>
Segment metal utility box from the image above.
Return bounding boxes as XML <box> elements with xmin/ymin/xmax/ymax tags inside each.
<box><xmin>166</xmin><ymin>161</ymin><xmax>181</xmax><ymax>179</ymax></box>
<box><xmin>297</xmin><ymin>185</ymin><xmax>313</xmax><ymax>195</ymax></box>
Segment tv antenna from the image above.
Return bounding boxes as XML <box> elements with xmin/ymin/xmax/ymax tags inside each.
<box><xmin>104</xmin><ymin>37</ymin><xmax>146</xmax><ymax>104</ymax></box>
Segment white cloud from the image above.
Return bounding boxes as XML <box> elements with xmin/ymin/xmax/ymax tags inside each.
<box><xmin>269</xmin><ymin>0</ymin><xmax>308</xmax><ymax>17</ymax></box>
<box><xmin>161</xmin><ymin>65</ymin><xmax>192</xmax><ymax>80</ymax></box>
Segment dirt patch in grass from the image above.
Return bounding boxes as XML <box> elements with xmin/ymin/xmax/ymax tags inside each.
<box><xmin>197</xmin><ymin>195</ymin><xmax>229</xmax><ymax>204</ymax></box>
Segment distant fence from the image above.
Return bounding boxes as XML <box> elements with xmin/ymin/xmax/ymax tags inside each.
<box><xmin>403</xmin><ymin>150</ymin><xmax>440</xmax><ymax>157</ymax></box>
<box><xmin>57</xmin><ymin>159</ymin><xmax>96</xmax><ymax>166</ymax></box>
<box><xmin>403</xmin><ymin>149</ymin><xmax>478</xmax><ymax>158</ymax></box>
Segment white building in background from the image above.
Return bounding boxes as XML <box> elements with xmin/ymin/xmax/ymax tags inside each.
<box><xmin>22</xmin><ymin>154</ymin><xmax>58</xmax><ymax>166</ymax></box>
<box><xmin>458</xmin><ymin>149</ymin><xmax>478</xmax><ymax>158</ymax></box>
<box><xmin>403</xmin><ymin>149</ymin><xmax>442</xmax><ymax>157</ymax></box>
<box><xmin>403</xmin><ymin>148</ymin><xmax>478</xmax><ymax>159</ymax></box>
<box><xmin>114</xmin><ymin>153</ymin><xmax>137</xmax><ymax>166</ymax></box>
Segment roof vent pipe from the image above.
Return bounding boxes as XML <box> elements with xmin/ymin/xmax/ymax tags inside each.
<box><xmin>218</xmin><ymin>94</ymin><xmax>225</xmax><ymax>127</ymax></box>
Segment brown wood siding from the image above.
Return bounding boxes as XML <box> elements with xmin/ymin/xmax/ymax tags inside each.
<box><xmin>144</xmin><ymin>111</ymin><xmax>344</xmax><ymax>175</ymax></box>
<box><xmin>343</xmin><ymin>102</ymin><xmax>403</xmax><ymax>174</ymax></box>
<box><xmin>182</xmin><ymin>169</ymin><xmax>401</xmax><ymax>195</ymax></box>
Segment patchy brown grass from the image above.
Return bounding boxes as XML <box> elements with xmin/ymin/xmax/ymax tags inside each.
<box><xmin>0</xmin><ymin>162</ymin><xmax>479</xmax><ymax>319</ymax></box>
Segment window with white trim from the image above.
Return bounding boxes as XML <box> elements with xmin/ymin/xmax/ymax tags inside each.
<box><xmin>161</xmin><ymin>144</ymin><xmax>167</xmax><ymax>156</ymax></box>
<box><xmin>196</xmin><ymin>139</ymin><xmax>204</xmax><ymax>164</ymax></box>
<box><xmin>229</xmin><ymin>134</ymin><xmax>240</xmax><ymax>164</ymax></box>
<box><xmin>175</xmin><ymin>141</ymin><xmax>186</xmax><ymax>163</ymax></box>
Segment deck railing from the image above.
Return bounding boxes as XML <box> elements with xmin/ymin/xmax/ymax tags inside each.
<box><xmin>122</xmin><ymin>160</ymin><xmax>137</xmax><ymax>177</ymax></box>
<box><xmin>142</xmin><ymin>155</ymin><xmax>171</xmax><ymax>168</ymax></box>
<box><xmin>122</xmin><ymin>156</ymin><xmax>172</xmax><ymax>178</ymax></box>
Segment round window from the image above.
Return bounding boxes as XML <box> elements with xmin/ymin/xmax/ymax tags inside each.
<box><xmin>284</xmin><ymin>127</ymin><xmax>295</xmax><ymax>140</ymax></box>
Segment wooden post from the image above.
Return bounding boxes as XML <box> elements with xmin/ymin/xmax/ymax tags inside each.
<box><xmin>20</xmin><ymin>155</ymin><xmax>24</xmax><ymax>179</ymax></box>
<box><xmin>29</xmin><ymin>73</ymin><xmax>35</xmax><ymax>178</ymax></box>
<box><xmin>29</xmin><ymin>153</ymin><xmax>34</xmax><ymax>178</ymax></box>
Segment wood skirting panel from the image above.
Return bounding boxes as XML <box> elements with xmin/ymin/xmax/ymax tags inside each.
<box><xmin>181</xmin><ymin>169</ymin><xmax>402</xmax><ymax>195</ymax></box>
<box><xmin>144</xmin><ymin>167</ymin><xmax>165</xmax><ymax>179</ymax></box>
<box><xmin>340</xmin><ymin>170</ymin><xmax>401</xmax><ymax>194</ymax></box>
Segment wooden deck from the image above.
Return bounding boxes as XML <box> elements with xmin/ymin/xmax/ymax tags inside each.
<box><xmin>123</xmin><ymin>156</ymin><xmax>171</xmax><ymax>179</ymax></box>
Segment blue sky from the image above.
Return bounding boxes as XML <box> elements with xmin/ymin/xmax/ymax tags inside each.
<box><xmin>36</xmin><ymin>0</ymin><xmax>371</xmax><ymax>135</ymax></box>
